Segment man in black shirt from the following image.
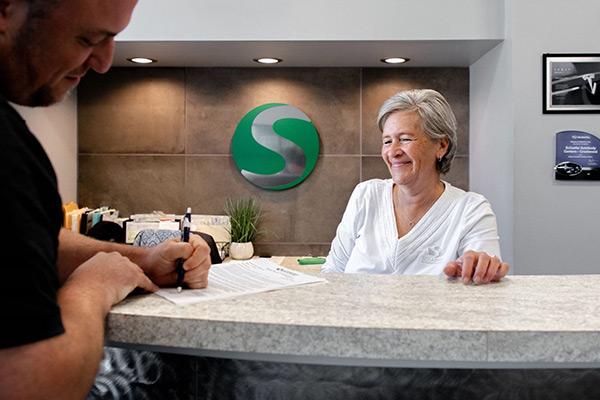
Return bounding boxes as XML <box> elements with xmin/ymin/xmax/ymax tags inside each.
<box><xmin>0</xmin><ymin>1</ymin><xmax>212</xmax><ymax>398</ymax></box>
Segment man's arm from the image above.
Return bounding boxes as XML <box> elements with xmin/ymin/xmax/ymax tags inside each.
<box><xmin>57</xmin><ymin>228</ymin><xmax>212</xmax><ymax>288</ymax></box>
<box><xmin>57</xmin><ymin>228</ymin><xmax>147</xmax><ymax>282</ymax></box>
<box><xmin>0</xmin><ymin>251</ymin><xmax>158</xmax><ymax>400</ymax></box>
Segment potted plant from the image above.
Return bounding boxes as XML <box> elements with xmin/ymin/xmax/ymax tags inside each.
<box><xmin>224</xmin><ymin>197</ymin><xmax>262</xmax><ymax>260</ymax></box>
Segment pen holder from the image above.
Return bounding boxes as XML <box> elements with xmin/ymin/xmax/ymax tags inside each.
<box><xmin>229</xmin><ymin>241</ymin><xmax>254</xmax><ymax>260</ymax></box>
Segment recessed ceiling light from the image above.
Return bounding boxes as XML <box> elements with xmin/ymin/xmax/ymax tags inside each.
<box><xmin>253</xmin><ymin>57</ymin><xmax>282</xmax><ymax>64</ymax></box>
<box><xmin>127</xmin><ymin>57</ymin><xmax>157</xmax><ymax>64</ymax></box>
<box><xmin>381</xmin><ymin>57</ymin><xmax>410</xmax><ymax>64</ymax></box>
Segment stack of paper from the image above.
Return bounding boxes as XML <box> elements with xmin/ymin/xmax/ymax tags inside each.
<box><xmin>155</xmin><ymin>258</ymin><xmax>326</xmax><ymax>305</ymax></box>
<box><xmin>191</xmin><ymin>214</ymin><xmax>230</xmax><ymax>247</ymax></box>
<box><xmin>123</xmin><ymin>213</ymin><xmax>230</xmax><ymax>245</ymax></box>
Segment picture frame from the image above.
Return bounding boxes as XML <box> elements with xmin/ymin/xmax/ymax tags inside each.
<box><xmin>543</xmin><ymin>53</ymin><xmax>600</xmax><ymax>113</ymax></box>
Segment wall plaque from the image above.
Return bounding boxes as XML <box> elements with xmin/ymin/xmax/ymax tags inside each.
<box><xmin>555</xmin><ymin>130</ymin><xmax>600</xmax><ymax>180</ymax></box>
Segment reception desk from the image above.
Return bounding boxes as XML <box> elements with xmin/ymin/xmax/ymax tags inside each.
<box><xmin>107</xmin><ymin>259</ymin><xmax>600</xmax><ymax>369</ymax></box>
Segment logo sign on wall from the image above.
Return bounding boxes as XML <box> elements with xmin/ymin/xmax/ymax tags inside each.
<box><xmin>231</xmin><ymin>103</ymin><xmax>320</xmax><ymax>190</ymax></box>
<box><xmin>555</xmin><ymin>130</ymin><xmax>600</xmax><ymax>180</ymax></box>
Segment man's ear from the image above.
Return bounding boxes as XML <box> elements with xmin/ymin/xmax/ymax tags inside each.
<box><xmin>0</xmin><ymin>0</ymin><xmax>26</xmax><ymax>35</ymax></box>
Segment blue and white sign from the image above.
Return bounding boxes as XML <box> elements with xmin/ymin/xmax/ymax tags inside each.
<box><xmin>555</xmin><ymin>130</ymin><xmax>600</xmax><ymax>180</ymax></box>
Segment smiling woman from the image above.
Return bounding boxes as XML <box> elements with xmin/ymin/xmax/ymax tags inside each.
<box><xmin>322</xmin><ymin>89</ymin><xmax>510</xmax><ymax>284</ymax></box>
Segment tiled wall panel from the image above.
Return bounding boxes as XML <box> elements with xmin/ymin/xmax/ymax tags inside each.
<box><xmin>185</xmin><ymin>68</ymin><xmax>360</xmax><ymax>155</ymax></box>
<box><xmin>78</xmin><ymin>67</ymin><xmax>469</xmax><ymax>255</ymax></box>
<box><xmin>78</xmin><ymin>68</ymin><xmax>186</xmax><ymax>154</ymax></box>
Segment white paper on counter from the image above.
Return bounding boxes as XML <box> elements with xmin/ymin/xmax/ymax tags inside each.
<box><xmin>155</xmin><ymin>258</ymin><xmax>326</xmax><ymax>305</ymax></box>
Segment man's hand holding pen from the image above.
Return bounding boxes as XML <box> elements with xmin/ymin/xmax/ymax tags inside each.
<box><xmin>177</xmin><ymin>209</ymin><xmax>192</xmax><ymax>292</ymax></box>
<box><xmin>139</xmin><ymin>233</ymin><xmax>212</xmax><ymax>289</ymax></box>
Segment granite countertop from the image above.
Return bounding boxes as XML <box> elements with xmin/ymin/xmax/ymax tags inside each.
<box><xmin>107</xmin><ymin>258</ymin><xmax>600</xmax><ymax>367</ymax></box>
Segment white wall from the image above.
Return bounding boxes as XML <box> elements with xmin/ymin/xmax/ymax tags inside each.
<box><xmin>120</xmin><ymin>0</ymin><xmax>504</xmax><ymax>41</ymax></box>
<box><xmin>470</xmin><ymin>39</ymin><xmax>515</xmax><ymax>268</ymax></box>
<box><xmin>472</xmin><ymin>0</ymin><xmax>600</xmax><ymax>275</ymax></box>
<box><xmin>13</xmin><ymin>93</ymin><xmax>78</xmax><ymax>203</ymax></box>
<box><xmin>511</xmin><ymin>0</ymin><xmax>600</xmax><ymax>275</ymax></box>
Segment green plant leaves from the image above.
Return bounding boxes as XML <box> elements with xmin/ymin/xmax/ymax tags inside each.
<box><xmin>224</xmin><ymin>197</ymin><xmax>262</xmax><ymax>243</ymax></box>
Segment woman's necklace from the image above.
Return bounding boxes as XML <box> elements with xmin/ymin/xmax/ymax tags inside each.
<box><xmin>402</xmin><ymin>196</ymin><xmax>437</xmax><ymax>227</ymax></box>
<box><xmin>394</xmin><ymin>182</ymin><xmax>443</xmax><ymax>229</ymax></box>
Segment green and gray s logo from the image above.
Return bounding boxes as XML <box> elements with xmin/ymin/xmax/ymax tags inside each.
<box><xmin>231</xmin><ymin>103</ymin><xmax>320</xmax><ymax>191</ymax></box>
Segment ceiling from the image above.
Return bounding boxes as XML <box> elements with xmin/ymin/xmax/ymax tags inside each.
<box><xmin>112</xmin><ymin>40</ymin><xmax>503</xmax><ymax>68</ymax></box>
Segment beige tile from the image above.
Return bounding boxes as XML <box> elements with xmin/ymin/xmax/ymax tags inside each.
<box><xmin>361</xmin><ymin>156</ymin><xmax>390</xmax><ymax>181</ymax></box>
<box><xmin>185</xmin><ymin>155</ymin><xmax>296</xmax><ymax>242</ymax></box>
<box><xmin>185</xmin><ymin>155</ymin><xmax>360</xmax><ymax>244</ymax></box>
<box><xmin>362</xmin><ymin>68</ymin><xmax>469</xmax><ymax>156</ymax></box>
<box><xmin>78</xmin><ymin>68</ymin><xmax>185</xmax><ymax>154</ymax></box>
<box><xmin>361</xmin><ymin>155</ymin><xmax>469</xmax><ymax>190</ymax></box>
<box><xmin>78</xmin><ymin>155</ymin><xmax>185</xmax><ymax>216</ymax></box>
<box><xmin>293</xmin><ymin>156</ymin><xmax>361</xmax><ymax>242</ymax></box>
<box><xmin>185</xmin><ymin>68</ymin><xmax>360</xmax><ymax>155</ymax></box>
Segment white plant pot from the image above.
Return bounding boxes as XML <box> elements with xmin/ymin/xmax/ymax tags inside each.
<box><xmin>229</xmin><ymin>242</ymin><xmax>254</xmax><ymax>260</ymax></box>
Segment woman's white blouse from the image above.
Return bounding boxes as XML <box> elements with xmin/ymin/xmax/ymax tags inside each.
<box><xmin>322</xmin><ymin>179</ymin><xmax>501</xmax><ymax>275</ymax></box>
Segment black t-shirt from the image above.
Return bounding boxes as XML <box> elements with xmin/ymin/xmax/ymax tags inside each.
<box><xmin>0</xmin><ymin>97</ymin><xmax>64</xmax><ymax>348</ymax></box>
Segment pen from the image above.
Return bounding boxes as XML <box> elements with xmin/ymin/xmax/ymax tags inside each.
<box><xmin>176</xmin><ymin>207</ymin><xmax>192</xmax><ymax>293</ymax></box>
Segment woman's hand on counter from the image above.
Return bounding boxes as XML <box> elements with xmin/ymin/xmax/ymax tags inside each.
<box><xmin>443</xmin><ymin>250</ymin><xmax>509</xmax><ymax>285</ymax></box>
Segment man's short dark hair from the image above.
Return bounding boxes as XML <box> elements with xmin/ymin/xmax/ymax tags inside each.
<box><xmin>25</xmin><ymin>0</ymin><xmax>62</xmax><ymax>20</ymax></box>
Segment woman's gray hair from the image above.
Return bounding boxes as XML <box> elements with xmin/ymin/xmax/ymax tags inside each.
<box><xmin>377</xmin><ymin>89</ymin><xmax>457</xmax><ymax>174</ymax></box>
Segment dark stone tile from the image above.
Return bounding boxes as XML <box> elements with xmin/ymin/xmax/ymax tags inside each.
<box><xmin>253</xmin><ymin>243</ymin><xmax>331</xmax><ymax>257</ymax></box>
<box><xmin>185</xmin><ymin>155</ymin><xmax>360</xmax><ymax>244</ymax></box>
<box><xmin>361</xmin><ymin>155</ymin><xmax>469</xmax><ymax>191</ymax></box>
<box><xmin>88</xmin><ymin>347</ymin><xmax>195</xmax><ymax>400</ymax></box>
<box><xmin>194</xmin><ymin>358</ymin><xmax>600</xmax><ymax>400</ymax></box>
<box><xmin>361</xmin><ymin>68</ymin><xmax>469</xmax><ymax>156</ymax></box>
<box><xmin>185</xmin><ymin>68</ymin><xmax>360</xmax><ymax>155</ymax></box>
<box><xmin>78</xmin><ymin>68</ymin><xmax>185</xmax><ymax>154</ymax></box>
<box><xmin>78</xmin><ymin>155</ymin><xmax>185</xmax><ymax>216</ymax></box>
<box><xmin>160</xmin><ymin>352</ymin><xmax>196</xmax><ymax>400</ymax></box>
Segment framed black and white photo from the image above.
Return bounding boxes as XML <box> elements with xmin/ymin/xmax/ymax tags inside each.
<box><xmin>543</xmin><ymin>53</ymin><xmax>600</xmax><ymax>113</ymax></box>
